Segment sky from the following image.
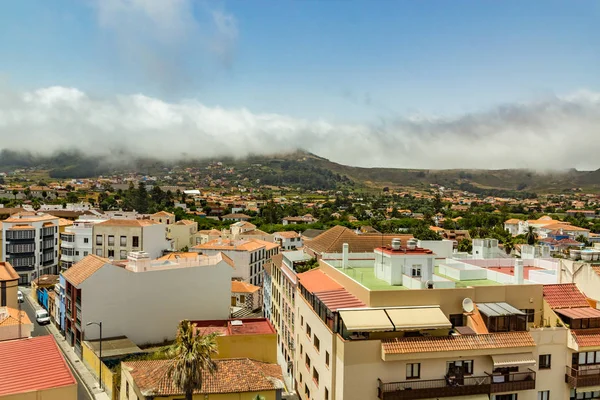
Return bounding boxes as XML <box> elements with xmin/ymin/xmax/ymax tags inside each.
<box><xmin>0</xmin><ymin>0</ymin><xmax>599</xmax><ymax>170</ymax></box>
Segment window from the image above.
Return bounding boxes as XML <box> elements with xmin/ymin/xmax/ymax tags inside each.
<box><xmin>449</xmin><ymin>314</ymin><xmax>464</xmax><ymax>327</ymax></box>
<box><xmin>313</xmin><ymin>367</ymin><xmax>319</xmax><ymax>386</ymax></box>
<box><xmin>108</xmin><ymin>250</ymin><xmax>115</xmax><ymax>257</ymax></box>
<box><xmin>304</xmin><ymin>384</ymin><xmax>310</xmax><ymax>398</ymax></box>
<box><xmin>406</xmin><ymin>363</ymin><xmax>420</xmax><ymax>379</ymax></box>
<box><xmin>305</xmin><ymin>354</ymin><xmax>311</xmax><ymax>369</ymax></box>
<box><xmin>83</xmin><ymin>251</ymin><xmax>88</xmax><ymax>256</ymax></box>
<box><xmin>108</xmin><ymin>235</ymin><xmax>115</xmax><ymax>246</ymax></box>
<box><xmin>126</xmin><ymin>381</ymin><xmax>129</xmax><ymax>399</ymax></box>
<box><xmin>447</xmin><ymin>360</ymin><xmax>473</xmax><ymax>375</ymax></box>
<box><xmin>96</xmin><ymin>249</ymin><xmax>102</xmax><ymax>256</ymax></box>
<box><xmin>494</xmin><ymin>395</ymin><xmax>517</xmax><ymax>400</ymax></box>
<box><xmin>306</xmin><ymin>324</ymin><xmax>312</xmax><ymax>337</ymax></box>
<box><xmin>132</xmin><ymin>236</ymin><xmax>139</xmax><ymax>247</ymax></box>
<box><xmin>520</xmin><ymin>309</ymin><xmax>535</xmax><ymax>323</ymax></box>
<box><xmin>83</xmin><ymin>238</ymin><xmax>89</xmax><ymax>244</ymax></box>
<box><xmin>411</xmin><ymin>265</ymin><xmax>422</xmax><ymax>277</ymax></box>
<box><xmin>538</xmin><ymin>391</ymin><xmax>549</xmax><ymax>400</ymax></box>
<box><xmin>120</xmin><ymin>236</ymin><xmax>127</xmax><ymax>246</ymax></box>
<box><xmin>539</xmin><ymin>354</ymin><xmax>551</xmax><ymax>369</ymax></box>
<box><xmin>300</xmin><ymin>344</ymin><xmax>303</xmax><ymax>355</ymax></box>
<box><xmin>575</xmin><ymin>391</ymin><xmax>600</xmax><ymax>399</ymax></box>
<box><xmin>314</xmin><ymin>335</ymin><xmax>320</xmax><ymax>352</ymax></box>
<box><xmin>120</xmin><ymin>250</ymin><xmax>127</xmax><ymax>259</ymax></box>
<box><xmin>75</xmin><ymin>251</ymin><xmax>79</xmax><ymax>256</ymax></box>
<box><xmin>326</xmin><ymin>351</ymin><xmax>330</xmax><ymax>368</ymax></box>
<box><xmin>96</xmin><ymin>235</ymin><xmax>102</xmax><ymax>245</ymax></box>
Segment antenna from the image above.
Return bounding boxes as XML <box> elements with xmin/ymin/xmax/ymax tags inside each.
<box><xmin>462</xmin><ymin>297</ymin><xmax>474</xmax><ymax>313</ymax></box>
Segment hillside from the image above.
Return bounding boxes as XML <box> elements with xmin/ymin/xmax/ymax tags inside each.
<box><xmin>0</xmin><ymin>148</ymin><xmax>599</xmax><ymax>193</ymax></box>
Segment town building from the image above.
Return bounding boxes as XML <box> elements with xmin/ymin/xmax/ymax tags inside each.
<box><xmin>149</xmin><ymin>210</ymin><xmax>175</xmax><ymax>225</ymax></box>
<box><xmin>231</xmin><ymin>280</ymin><xmax>262</xmax><ymax>313</ymax></box>
<box><xmin>282</xmin><ymin>214</ymin><xmax>318</xmax><ymax>225</ymax></box>
<box><xmin>1</xmin><ymin>212</ymin><xmax>60</xmax><ymax>284</ymax></box>
<box><xmin>121</xmin><ymin>358</ymin><xmax>284</xmax><ymax>400</ymax></box>
<box><xmin>0</xmin><ymin>306</ymin><xmax>32</xmax><ymax>341</ymax></box>
<box><xmin>0</xmin><ymin>262</ymin><xmax>19</xmax><ymax>309</ymax></box>
<box><xmin>59</xmin><ymin>216</ymin><xmax>107</xmax><ymax>270</ymax></box>
<box><xmin>193</xmin><ymin>238</ymin><xmax>280</xmax><ymax>286</ymax></box>
<box><xmin>92</xmin><ymin>218</ymin><xmax>171</xmax><ymax>260</ymax></box>
<box><xmin>221</xmin><ymin>213</ymin><xmax>252</xmax><ymax>222</ymax></box>
<box><xmin>274</xmin><ymin>231</ymin><xmax>303</xmax><ymax>250</ymax></box>
<box><xmin>0</xmin><ymin>335</ymin><xmax>77</xmax><ymax>399</ymax></box>
<box><xmin>166</xmin><ymin>219</ymin><xmax>198</xmax><ymax>250</ymax></box>
<box><xmin>61</xmin><ymin>251</ymin><xmax>234</xmax><ymax>350</ymax></box>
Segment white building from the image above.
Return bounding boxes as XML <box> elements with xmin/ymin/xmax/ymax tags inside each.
<box><xmin>2</xmin><ymin>212</ymin><xmax>60</xmax><ymax>284</ymax></box>
<box><xmin>193</xmin><ymin>238</ymin><xmax>280</xmax><ymax>286</ymax></box>
<box><xmin>274</xmin><ymin>231</ymin><xmax>303</xmax><ymax>251</ymax></box>
<box><xmin>373</xmin><ymin>238</ymin><xmax>437</xmax><ymax>288</ymax></box>
<box><xmin>92</xmin><ymin>219</ymin><xmax>172</xmax><ymax>260</ymax></box>
<box><xmin>62</xmin><ymin>251</ymin><xmax>234</xmax><ymax>347</ymax></box>
<box><xmin>60</xmin><ymin>217</ymin><xmax>108</xmax><ymax>270</ymax></box>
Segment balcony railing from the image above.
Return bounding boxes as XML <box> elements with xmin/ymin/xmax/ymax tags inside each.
<box><xmin>378</xmin><ymin>370</ymin><xmax>536</xmax><ymax>400</ymax></box>
<box><xmin>566</xmin><ymin>366</ymin><xmax>600</xmax><ymax>388</ymax></box>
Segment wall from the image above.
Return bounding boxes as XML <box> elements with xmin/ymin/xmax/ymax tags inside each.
<box><xmin>0</xmin><ymin>385</ymin><xmax>77</xmax><ymax>400</ymax></box>
<box><xmin>215</xmin><ymin>333</ymin><xmax>277</xmax><ymax>364</ymax></box>
<box><xmin>80</xmin><ymin>261</ymin><xmax>232</xmax><ymax>345</ymax></box>
<box><xmin>418</xmin><ymin>239</ymin><xmax>454</xmax><ymax>258</ymax></box>
<box><xmin>529</xmin><ymin>327</ymin><xmax>571</xmax><ymax>400</ymax></box>
<box><xmin>141</xmin><ymin>223</ymin><xmax>170</xmax><ymax>258</ymax></box>
<box><xmin>0</xmin><ymin>322</ymin><xmax>33</xmax><ymax>341</ymax></box>
<box><xmin>82</xmin><ymin>341</ymin><xmax>115</xmax><ymax>398</ymax></box>
<box><xmin>200</xmin><ymin>249</ymin><xmax>251</xmax><ymax>282</ymax></box>
<box><xmin>1</xmin><ymin>278</ymin><xmax>18</xmax><ymax>309</ymax></box>
<box><xmin>561</xmin><ymin>259</ymin><xmax>600</xmax><ymax>302</ymax></box>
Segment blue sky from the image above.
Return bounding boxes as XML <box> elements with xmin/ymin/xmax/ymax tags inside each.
<box><xmin>1</xmin><ymin>1</ymin><xmax>599</xmax><ymax>170</ymax></box>
<box><xmin>1</xmin><ymin>0</ymin><xmax>598</xmax><ymax>122</ymax></box>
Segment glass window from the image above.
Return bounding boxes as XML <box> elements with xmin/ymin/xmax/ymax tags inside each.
<box><xmin>120</xmin><ymin>236</ymin><xmax>127</xmax><ymax>246</ymax></box>
<box><xmin>83</xmin><ymin>238</ymin><xmax>89</xmax><ymax>244</ymax></box>
<box><xmin>314</xmin><ymin>335</ymin><xmax>320</xmax><ymax>352</ymax></box>
<box><xmin>96</xmin><ymin>235</ymin><xmax>102</xmax><ymax>245</ymax></box>
<box><xmin>538</xmin><ymin>392</ymin><xmax>549</xmax><ymax>400</ymax></box>
<box><xmin>305</xmin><ymin>354</ymin><xmax>311</xmax><ymax>369</ymax></box>
<box><xmin>108</xmin><ymin>235</ymin><xmax>114</xmax><ymax>246</ymax></box>
<box><xmin>95</xmin><ymin>249</ymin><xmax>102</xmax><ymax>256</ymax></box>
<box><xmin>580</xmin><ymin>353</ymin><xmax>587</xmax><ymax>365</ymax></box>
<box><xmin>406</xmin><ymin>363</ymin><xmax>420</xmax><ymax>379</ymax></box>
<box><xmin>326</xmin><ymin>351</ymin><xmax>330</xmax><ymax>368</ymax></box>
<box><xmin>588</xmin><ymin>351</ymin><xmax>596</xmax><ymax>364</ymax></box>
<box><xmin>313</xmin><ymin>367</ymin><xmax>319</xmax><ymax>386</ymax></box>
<box><xmin>132</xmin><ymin>236</ymin><xmax>139</xmax><ymax>247</ymax></box>
<box><xmin>539</xmin><ymin>354</ymin><xmax>551</xmax><ymax>369</ymax></box>
<box><xmin>307</xmin><ymin>324</ymin><xmax>311</xmax><ymax>337</ymax></box>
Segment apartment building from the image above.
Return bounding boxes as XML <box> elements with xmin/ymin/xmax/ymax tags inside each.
<box><xmin>61</xmin><ymin>251</ymin><xmax>233</xmax><ymax>351</ymax></box>
<box><xmin>274</xmin><ymin>231</ymin><xmax>303</xmax><ymax>250</ymax></box>
<box><xmin>166</xmin><ymin>219</ymin><xmax>198</xmax><ymax>250</ymax></box>
<box><xmin>92</xmin><ymin>219</ymin><xmax>171</xmax><ymax>260</ymax></box>
<box><xmin>293</xmin><ymin>241</ymin><xmax>568</xmax><ymax>400</ymax></box>
<box><xmin>1</xmin><ymin>212</ymin><xmax>59</xmax><ymax>284</ymax></box>
<box><xmin>193</xmin><ymin>238</ymin><xmax>280</xmax><ymax>286</ymax></box>
<box><xmin>59</xmin><ymin>216</ymin><xmax>107</xmax><ymax>270</ymax></box>
<box><xmin>149</xmin><ymin>210</ymin><xmax>175</xmax><ymax>225</ymax></box>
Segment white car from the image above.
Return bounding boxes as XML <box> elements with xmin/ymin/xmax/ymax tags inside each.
<box><xmin>35</xmin><ymin>310</ymin><xmax>51</xmax><ymax>325</ymax></box>
<box><xmin>17</xmin><ymin>291</ymin><xmax>24</xmax><ymax>303</ymax></box>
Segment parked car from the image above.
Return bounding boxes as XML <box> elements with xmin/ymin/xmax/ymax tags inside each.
<box><xmin>35</xmin><ymin>310</ymin><xmax>50</xmax><ymax>325</ymax></box>
<box><xmin>17</xmin><ymin>291</ymin><xmax>23</xmax><ymax>303</ymax></box>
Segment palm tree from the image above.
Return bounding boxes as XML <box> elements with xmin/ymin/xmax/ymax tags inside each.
<box><xmin>525</xmin><ymin>226</ymin><xmax>537</xmax><ymax>245</ymax></box>
<box><xmin>167</xmin><ymin>320</ymin><xmax>218</xmax><ymax>400</ymax></box>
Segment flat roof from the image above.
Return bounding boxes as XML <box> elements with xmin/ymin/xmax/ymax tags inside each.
<box><xmin>477</xmin><ymin>302</ymin><xmax>525</xmax><ymax>317</ymax></box>
<box><xmin>85</xmin><ymin>336</ymin><xmax>142</xmax><ymax>358</ymax></box>
<box><xmin>0</xmin><ymin>336</ymin><xmax>76</xmax><ymax>396</ymax></box>
<box><xmin>193</xmin><ymin>318</ymin><xmax>275</xmax><ymax>336</ymax></box>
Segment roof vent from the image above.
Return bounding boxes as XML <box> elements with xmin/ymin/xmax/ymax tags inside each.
<box><xmin>391</xmin><ymin>238</ymin><xmax>401</xmax><ymax>250</ymax></box>
<box><xmin>407</xmin><ymin>239</ymin><xmax>418</xmax><ymax>250</ymax></box>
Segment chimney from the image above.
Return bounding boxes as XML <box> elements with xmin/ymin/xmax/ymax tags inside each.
<box><xmin>342</xmin><ymin>243</ymin><xmax>349</xmax><ymax>269</ymax></box>
<box><xmin>514</xmin><ymin>259</ymin><xmax>524</xmax><ymax>285</ymax></box>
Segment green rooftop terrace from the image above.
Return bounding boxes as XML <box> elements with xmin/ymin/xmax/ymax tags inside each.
<box><xmin>434</xmin><ymin>266</ymin><xmax>500</xmax><ymax>288</ymax></box>
<box><xmin>333</xmin><ymin>266</ymin><xmax>407</xmax><ymax>291</ymax></box>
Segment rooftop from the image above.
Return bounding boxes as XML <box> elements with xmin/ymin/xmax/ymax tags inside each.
<box><xmin>96</xmin><ymin>218</ymin><xmax>159</xmax><ymax>227</ymax></box>
<box><xmin>192</xmin><ymin>318</ymin><xmax>275</xmax><ymax>336</ymax></box>
<box><xmin>543</xmin><ymin>283</ymin><xmax>590</xmax><ymax>309</ymax></box>
<box><xmin>84</xmin><ymin>336</ymin><xmax>142</xmax><ymax>358</ymax></box>
<box><xmin>0</xmin><ymin>262</ymin><xmax>19</xmax><ymax>281</ymax></box>
<box><xmin>0</xmin><ymin>307</ymin><xmax>31</xmax><ymax>327</ymax></box>
<box><xmin>4</xmin><ymin>212</ymin><xmax>58</xmax><ymax>223</ymax></box>
<box><xmin>0</xmin><ymin>336</ymin><xmax>76</xmax><ymax>396</ymax></box>
<box><xmin>231</xmin><ymin>280</ymin><xmax>260</xmax><ymax>294</ymax></box>
<box><xmin>571</xmin><ymin>329</ymin><xmax>600</xmax><ymax>349</ymax></box>
<box><xmin>123</xmin><ymin>358</ymin><xmax>283</xmax><ymax>396</ymax></box>
<box><xmin>306</xmin><ymin>225</ymin><xmax>413</xmax><ymax>254</ymax></box>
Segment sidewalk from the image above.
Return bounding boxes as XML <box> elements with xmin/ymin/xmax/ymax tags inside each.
<box><xmin>23</xmin><ymin>287</ymin><xmax>110</xmax><ymax>400</ymax></box>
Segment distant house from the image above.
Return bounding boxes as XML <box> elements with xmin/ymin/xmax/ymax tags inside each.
<box><xmin>566</xmin><ymin>210</ymin><xmax>597</xmax><ymax>219</ymax></box>
<box><xmin>221</xmin><ymin>213</ymin><xmax>251</xmax><ymax>222</ymax></box>
<box><xmin>274</xmin><ymin>231</ymin><xmax>303</xmax><ymax>250</ymax></box>
<box><xmin>282</xmin><ymin>214</ymin><xmax>318</xmax><ymax>225</ymax></box>
<box><xmin>231</xmin><ymin>280</ymin><xmax>262</xmax><ymax>311</ymax></box>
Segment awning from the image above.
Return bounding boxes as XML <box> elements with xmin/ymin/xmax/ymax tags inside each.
<box><xmin>578</xmin><ymin>385</ymin><xmax>600</xmax><ymax>393</ymax></box>
<box><xmin>492</xmin><ymin>353</ymin><xmax>536</xmax><ymax>367</ymax></box>
<box><xmin>339</xmin><ymin>309</ymin><xmax>394</xmax><ymax>332</ymax></box>
<box><xmin>423</xmin><ymin>395</ymin><xmax>489</xmax><ymax>400</ymax></box>
<box><xmin>386</xmin><ymin>307</ymin><xmax>452</xmax><ymax>331</ymax></box>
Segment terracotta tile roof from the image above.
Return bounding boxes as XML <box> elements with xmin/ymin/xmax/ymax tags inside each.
<box><xmin>504</xmin><ymin>219</ymin><xmax>522</xmax><ymax>224</ymax></box>
<box><xmin>58</xmin><ymin>218</ymin><xmax>73</xmax><ymax>227</ymax></box>
<box><xmin>298</xmin><ymin>268</ymin><xmax>343</xmax><ymax>293</ymax></box>
<box><xmin>174</xmin><ymin>219</ymin><xmax>196</xmax><ymax>226</ymax></box>
<box><xmin>157</xmin><ymin>252</ymin><xmax>199</xmax><ymax>261</ymax></box>
<box><xmin>543</xmin><ymin>283</ymin><xmax>590</xmax><ymax>309</ymax></box>
<box><xmin>97</xmin><ymin>218</ymin><xmax>159</xmax><ymax>227</ymax></box>
<box><xmin>0</xmin><ymin>307</ymin><xmax>31</xmax><ymax>327</ymax></box>
<box><xmin>123</xmin><ymin>358</ymin><xmax>284</xmax><ymax>396</ymax></box>
<box><xmin>572</xmin><ymin>329</ymin><xmax>600</xmax><ymax>348</ymax></box>
<box><xmin>195</xmin><ymin>238</ymin><xmax>274</xmax><ymax>252</ymax></box>
<box><xmin>231</xmin><ymin>280</ymin><xmax>260</xmax><ymax>294</ymax></box>
<box><xmin>556</xmin><ymin>307</ymin><xmax>600</xmax><ymax>319</ymax></box>
<box><xmin>62</xmin><ymin>255</ymin><xmax>108</xmax><ymax>287</ymax></box>
<box><xmin>541</xmin><ymin>223</ymin><xmax>590</xmax><ymax>232</ymax></box>
<box><xmin>152</xmin><ymin>211</ymin><xmax>174</xmax><ymax>217</ymax></box>
<box><xmin>274</xmin><ymin>231</ymin><xmax>301</xmax><ymax>239</ymax></box>
<box><xmin>222</xmin><ymin>213</ymin><xmax>251</xmax><ymax>219</ymax></box>
<box><xmin>0</xmin><ymin>262</ymin><xmax>19</xmax><ymax>281</ymax></box>
<box><xmin>4</xmin><ymin>212</ymin><xmax>58</xmax><ymax>223</ymax></box>
<box><xmin>382</xmin><ymin>331</ymin><xmax>535</xmax><ymax>355</ymax></box>
<box><xmin>306</xmin><ymin>225</ymin><xmax>413</xmax><ymax>255</ymax></box>
<box><xmin>8</xmin><ymin>225</ymin><xmax>35</xmax><ymax>230</ymax></box>
<box><xmin>314</xmin><ymin>288</ymin><xmax>365</xmax><ymax>311</ymax></box>
<box><xmin>0</xmin><ymin>335</ymin><xmax>76</xmax><ymax>396</ymax></box>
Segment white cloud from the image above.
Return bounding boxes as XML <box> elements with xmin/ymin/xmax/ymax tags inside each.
<box><xmin>1</xmin><ymin>86</ymin><xmax>600</xmax><ymax>170</ymax></box>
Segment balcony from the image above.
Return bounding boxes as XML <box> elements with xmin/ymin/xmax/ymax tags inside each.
<box><xmin>566</xmin><ymin>366</ymin><xmax>600</xmax><ymax>388</ymax></box>
<box><xmin>378</xmin><ymin>371</ymin><xmax>536</xmax><ymax>400</ymax></box>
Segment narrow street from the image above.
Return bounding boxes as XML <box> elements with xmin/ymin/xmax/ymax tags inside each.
<box><xmin>20</xmin><ymin>289</ymin><xmax>93</xmax><ymax>400</ymax></box>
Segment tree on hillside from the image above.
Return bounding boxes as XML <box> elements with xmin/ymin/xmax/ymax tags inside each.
<box><xmin>167</xmin><ymin>320</ymin><xmax>218</xmax><ymax>400</ymax></box>
<box><xmin>525</xmin><ymin>226</ymin><xmax>537</xmax><ymax>245</ymax></box>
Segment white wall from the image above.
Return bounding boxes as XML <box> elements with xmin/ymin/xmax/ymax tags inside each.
<box><xmin>80</xmin><ymin>260</ymin><xmax>232</xmax><ymax>345</ymax></box>
<box><xmin>141</xmin><ymin>223</ymin><xmax>170</xmax><ymax>259</ymax></box>
<box><xmin>418</xmin><ymin>240</ymin><xmax>454</xmax><ymax>259</ymax></box>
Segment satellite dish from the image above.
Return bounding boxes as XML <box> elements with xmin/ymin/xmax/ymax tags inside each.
<box><xmin>462</xmin><ymin>298</ymin><xmax>474</xmax><ymax>313</ymax></box>
<box><xmin>426</xmin><ymin>280</ymin><xmax>434</xmax><ymax>289</ymax></box>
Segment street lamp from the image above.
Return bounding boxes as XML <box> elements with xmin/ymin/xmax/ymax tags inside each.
<box><xmin>86</xmin><ymin>321</ymin><xmax>103</xmax><ymax>391</ymax></box>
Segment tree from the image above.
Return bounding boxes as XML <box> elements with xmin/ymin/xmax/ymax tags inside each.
<box><xmin>457</xmin><ymin>239</ymin><xmax>472</xmax><ymax>253</ymax></box>
<box><xmin>525</xmin><ymin>226</ymin><xmax>537</xmax><ymax>245</ymax></box>
<box><xmin>576</xmin><ymin>234</ymin><xmax>590</xmax><ymax>247</ymax></box>
<box><xmin>11</xmin><ymin>189</ymin><xmax>18</xmax><ymax>200</ymax></box>
<box><xmin>167</xmin><ymin>320</ymin><xmax>218</xmax><ymax>400</ymax></box>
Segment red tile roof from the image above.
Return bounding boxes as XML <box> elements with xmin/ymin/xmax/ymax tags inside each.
<box><xmin>555</xmin><ymin>307</ymin><xmax>600</xmax><ymax>319</ymax></box>
<box><xmin>297</xmin><ymin>268</ymin><xmax>342</xmax><ymax>293</ymax></box>
<box><xmin>306</xmin><ymin>225</ymin><xmax>413</xmax><ymax>255</ymax></box>
<box><xmin>314</xmin><ymin>288</ymin><xmax>365</xmax><ymax>312</ymax></box>
<box><xmin>543</xmin><ymin>284</ymin><xmax>590</xmax><ymax>309</ymax></box>
<box><xmin>0</xmin><ymin>336</ymin><xmax>76</xmax><ymax>396</ymax></box>
<box><xmin>0</xmin><ymin>262</ymin><xmax>19</xmax><ymax>281</ymax></box>
<box><xmin>193</xmin><ymin>318</ymin><xmax>275</xmax><ymax>336</ymax></box>
<box><xmin>382</xmin><ymin>331</ymin><xmax>535</xmax><ymax>355</ymax></box>
<box><xmin>572</xmin><ymin>329</ymin><xmax>600</xmax><ymax>348</ymax></box>
<box><xmin>62</xmin><ymin>254</ymin><xmax>108</xmax><ymax>287</ymax></box>
<box><xmin>123</xmin><ymin>358</ymin><xmax>284</xmax><ymax>395</ymax></box>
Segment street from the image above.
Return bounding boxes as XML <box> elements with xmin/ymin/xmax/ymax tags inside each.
<box><xmin>20</xmin><ymin>291</ymin><xmax>93</xmax><ymax>400</ymax></box>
